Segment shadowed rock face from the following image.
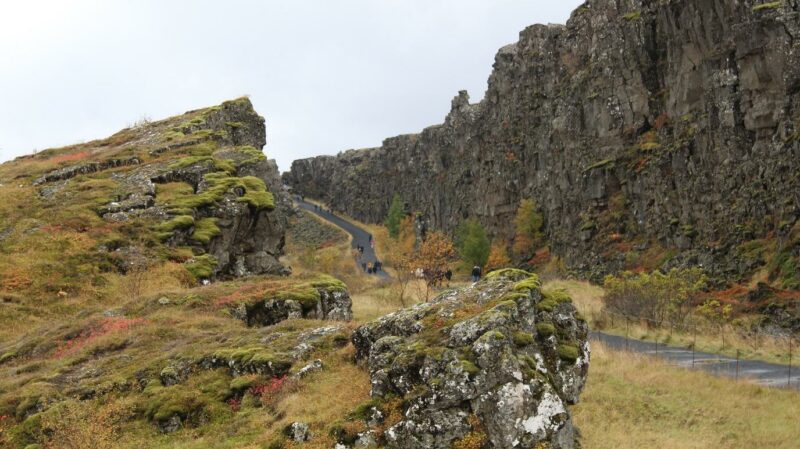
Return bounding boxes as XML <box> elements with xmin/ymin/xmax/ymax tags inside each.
<box><xmin>349</xmin><ymin>270</ymin><xmax>589</xmax><ymax>449</ymax></box>
<box><xmin>286</xmin><ymin>0</ymin><xmax>800</xmax><ymax>283</ymax></box>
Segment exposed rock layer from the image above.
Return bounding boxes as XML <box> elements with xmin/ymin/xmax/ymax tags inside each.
<box><xmin>286</xmin><ymin>0</ymin><xmax>800</xmax><ymax>282</ymax></box>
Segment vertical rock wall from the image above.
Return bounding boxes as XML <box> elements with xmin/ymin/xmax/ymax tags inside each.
<box><xmin>286</xmin><ymin>0</ymin><xmax>800</xmax><ymax>281</ymax></box>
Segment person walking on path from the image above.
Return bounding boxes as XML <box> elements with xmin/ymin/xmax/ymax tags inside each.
<box><xmin>445</xmin><ymin>269</ymin><xmax>453</xmax><ymax>286</ymax></box>
<box><xmin>471</xmin><ymin>265</ymin><xmax>482</xmax><ymax>282</ymax></box>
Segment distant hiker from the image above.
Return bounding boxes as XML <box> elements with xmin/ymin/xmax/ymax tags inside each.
<box><xmin>471</xmin><ymin>265</ymin><xmax>482</xmax><ymax>282</ymax></box>
<box><xmin>368</xmin><ymin>234</ymin><xmax>373</xmax><ymax>243</ymax></box>
<box><xmin>362</xmin><ymin>262</ymin><xmax>367</xmax><ymax>272</ymax></box>
<box><xmin>445</xmin><ymin>269</ymin><xmax>452</xmax><ymax>286</ymax></box>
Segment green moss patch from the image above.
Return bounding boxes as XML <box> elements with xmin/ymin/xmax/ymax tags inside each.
<box><xmin>557</xmin><ymin>344</ymin><xmax>580</xmax><ymax>363</ymax></box>
<box><xmin>185</xmin><ymin>254</ymin><xmax>218</xmax><ymax>280</ymax></box>
<box><xmin>512</xmin><ymin>331</ymin><xmax>535</xmax><ymax>346</ymax></box>
<box><xmin>191</xmin><ymin>218</ymin><xmax>221</xmax><ymax>244</ymax></box>
<box><xmin>538</xmin><ymin>289</ymin><xmax>572</xmax><ymax>312</ymax></box>
<box><xmin>536</xmin><ymin>322</ymin><xmax>556</xmax><ymax>337</ymax></box>
<box><xmin>753</xmin><ymin>2</ymin><xmax>782</xmax><ymax>12</ymax></box>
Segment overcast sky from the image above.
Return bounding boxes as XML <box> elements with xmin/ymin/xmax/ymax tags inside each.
<box><xmin>0</xmin><ymin>0</ymin><xmax>582</xmax><ymax>171</ymax></box>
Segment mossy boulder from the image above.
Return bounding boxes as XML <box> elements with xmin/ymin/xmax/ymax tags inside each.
<box><xmin>351</xmin><ymin>270</ymin><xmax>589</xmax><ymax>449</ymax></box>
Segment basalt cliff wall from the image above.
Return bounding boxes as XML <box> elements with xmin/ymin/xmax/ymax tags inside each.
<box><xmin>286</xmin><ymin>0</ymin><xmax>800</xmax><ymax>282</ymax></box>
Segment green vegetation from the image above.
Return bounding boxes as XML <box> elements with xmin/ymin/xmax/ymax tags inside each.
<box><xmin>753</xmin><ymin>1</ymin><xmax>782</xmax><ymax>12</ymax></box>
<box><xmin>512</xmin><ymin>331</ymin><xmax>535</xmax><ymax>346</ymax></box>
<box><xmin>164</xmin><ymin>172</ymin><xmax>274</xmax><ymax>212</ymax></box>
<box><xmin>512</xmin><ymin>198</ymin><xmax>544</xmax><ymax>258</ymax></box>
<box><xmin>536</xmin><ymin>322</ymin><xmax>556</xmax><ymax>337</ymax></box>
<box><xmin>538</xmin><ymin>289</ymin><xmax>572</xmax><ymax>312</ymax></box>
<box><xmin>557</xmin><ymin>344</ymin><xmax>580</xmax><ymax>362</ymax></box>
<box><xmin>157</xmin><ymin>215</ymin><xmax>194</xmax><ymax>233</ymax></box>
<box><xmin>623</xmin><ymin>11</ymin><xmax>641</xmax><ymax>21</ymax></box>
<box><xmin>190</xmin><ymin>218</ymin><xmax>221</xmax><ymax>244</ymax></box>
<box><xmin>185</xmin><ymin>254</ymin><xmax>218</xmax><ymax>280</ymax></box>
<box><xmin>603</xmin><ymin>268</ymin><xmax>706</xmax><ymax>325</ymax></box>
<box><xmin>456</xmin><ymin>219</ymin><xmax>490</xmax><ymax>268</ymax></box>
<box><xmin>583</xmin><ymin>158</ymin><xmax>615</xmax><ymax>172</ymax></box>
<box><xmin>384</xmin><ymin>194</ymin><xmax>405</xmax><ymax>239</ymax></box>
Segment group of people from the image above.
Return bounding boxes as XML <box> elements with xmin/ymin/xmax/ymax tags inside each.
<box><xmin>361</xmin><ymin>260</ymin><xmax>382</xmax><ymax>274</ymax></box>
<box><xmin>313</xmin><ymin>203</ymin><xmax>334</xmax><ymax>214</ymax></box>
<box><xmin>357</xmin><ymin>242</ymin><xmax>382</xmax><ymax>274</ymax></box>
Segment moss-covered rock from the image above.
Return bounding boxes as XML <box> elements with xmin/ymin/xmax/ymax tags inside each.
<box><xmin>351</xmin><ymin>270</ymin><xmax>589</xmax><ymax>449</ymax></box>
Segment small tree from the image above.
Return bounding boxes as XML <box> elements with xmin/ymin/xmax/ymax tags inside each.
<box><xmin>384</xmin><ymin>194</ymin><xmax>405</xmax><ymax>239</ymax></box>
<box><xmin>603</xmin><ymin>268</ymin><xmax>706</xmax><ymax>327</ymax></box>
<box><xmin>456</xmin><ymin>219</ymin><xmax>490</xmax><ymax>269</ymax></box>
<box><xmin>486</xmin><ymin>240</ymin><xmax>512</xmax><ymax>272</ymax></box>
<box><xmin>389</xmin><ymin>215</ymin><xmax>419</xmax><ymax>307</ymax></box>
<box><xmin>410</xmin><ymin>231</ymin><xmax>457</xmax><ymax>301</ymax></box>
<box><xmin>697</xmin><ymin>298</ymin><xmax>733</xmax><ymax>348</ymax></box>
<box><xmin>512</xmin><ymin>199</ymin><xmax>544</xmax><ymax>259</ymax></box>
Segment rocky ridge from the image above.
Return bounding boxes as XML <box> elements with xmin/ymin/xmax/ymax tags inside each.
<box><xmin>286</xmin><ymin>0</ymin><xmax>800</xmax><ymax>285</ymax></box>
<box><xmin>6</xmin><ymin>97</ymin><xmax>290</xmax><ymax>282</ymax></box>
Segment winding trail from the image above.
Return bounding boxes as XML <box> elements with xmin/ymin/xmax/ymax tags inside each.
<box><xmin>296</xmin><ymin>199</ymin><xmax>390</xmax><ymax>280</ymax></box>
<box><xmin>296</xmin><ymin>197</ymin><xmax>798</xmax><ymax>390</ymax></box>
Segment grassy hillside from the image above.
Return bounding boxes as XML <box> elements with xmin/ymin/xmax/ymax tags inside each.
<box><xmin>0</xmin><ymin>97</ymin><xmax>278</xmax><ymax>342</ymax></box>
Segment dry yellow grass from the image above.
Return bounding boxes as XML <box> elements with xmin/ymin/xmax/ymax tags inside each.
<box><xmin>575</xmin><ymin>343</ymin><xmax>800</xmax><ymax>448</ymax></box>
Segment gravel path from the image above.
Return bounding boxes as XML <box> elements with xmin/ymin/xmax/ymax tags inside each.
<box><xmin>295</xmin><ymin>199</ymin><xmax>390</xmax><ymax>280</ymax></box>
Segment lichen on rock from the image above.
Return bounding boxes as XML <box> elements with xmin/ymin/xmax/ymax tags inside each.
<box><xmin>347</xmin><ymin>269</ymin><xmax>589</xmax><ymax>449</ymax></box>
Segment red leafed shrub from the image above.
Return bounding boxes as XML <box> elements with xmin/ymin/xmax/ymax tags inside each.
<box><xmin>215</xmin><ymin>284</ymin><xmax>263</xmax><ymax>307</ymax></box>
<box><xmin>528</xmin><ymin>248</ymin><xmax>551</xmax><ymax>266</ymax></box>
<box><xmin>226</xmin><ymin>398</ymin><xmax>241</xmax><ymax>412</ymax></box>
<box><xmin>1</xmin><ymin>271</ymin><xmax>33</xmax><ymax>291</ymax></box>
<box><xmin>53</xmin><ymin>317</ymin><xmax>147</xmax><ymax>358</ymax></box>
<box><xmin>50</xmin><ymin>151</ymin><xmax>92</xmax><ymax>164</ymax></box>
<box><xmin>250</xmin><ymin>376</ymin><xmax>287</xmax><ymax>396</ymax></box>
<box><xmin>250</xmin><ymin>376</ymin><xmax>292</xmax><ymax>407</ymax></box>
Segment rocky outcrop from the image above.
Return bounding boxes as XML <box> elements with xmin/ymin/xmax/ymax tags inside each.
<box><xmin>228</xmin><ymin>279</ymin><xmax>353</xmax><ymax>326</ymax></box>
<box><xmin>35</xmin><ymin>98</ymin><xmax>290</xmax><ymax>280</ymax></box>
<box><xmin>286</xmin><ymin>0</ymin><xmax>800</xmax><ymax>283</ymax></box>
<box><xmin>345</xmin><ymin>269</ymin><xmax>589</xmax><ymax>449</ymax></box>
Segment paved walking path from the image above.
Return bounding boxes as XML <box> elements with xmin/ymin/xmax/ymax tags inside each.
<box><xmin>296</xmin><ymin>197</ymin><xmax>799</xmax><ymax>390</ymax></box>
<box><xmin>295</xmin><ymin>199</ymin><xmax>390</xmax><ymax>280</ymax></box>
<box><xmin>592</xmin><ymin>331</ymin><xmax>799</xmax><ymax>390</ymax></box>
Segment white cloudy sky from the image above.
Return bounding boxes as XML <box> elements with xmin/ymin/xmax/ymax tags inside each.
<box><xmin>0</xmin><ymin>0</ymin><xmax>582</xmax><ymax>171</ymax></box>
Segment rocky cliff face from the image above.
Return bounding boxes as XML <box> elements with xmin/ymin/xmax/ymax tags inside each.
<box><xmin>344</xmin><ymin>270</ymin><xmax>589</xmax><ymax>449</ymax></box>
<box><xmin>286</xmin><ymin>0</ymin><xmax>800</xmax><ymax>283</ymax></box>
<box><xmin>16</xmin><ymin>98</ymin><xmax>290</xmax><ymax>281</ymax></box>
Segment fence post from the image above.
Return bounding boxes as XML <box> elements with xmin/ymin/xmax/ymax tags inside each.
<box><xmin>789</xmin><ymin>336</ymin><xmax>793</xmax><ymax>388</ymax></box>
<box><xmin>625</xmin><ymin>316</ymin><xmax>629</xmax><ymax>351</ymax></box>
<box><xmin>655</xmin><ymin>326</ymin><xmax>659</xmax><ymax>356</ymax></box>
